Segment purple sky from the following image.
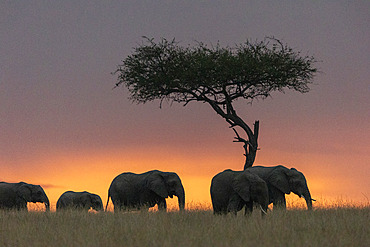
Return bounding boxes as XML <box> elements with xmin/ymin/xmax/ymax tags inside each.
<box><xmin>1</xmin><ymin>1</ymin><xmax>369</xmax><ymax>206</ymax></box>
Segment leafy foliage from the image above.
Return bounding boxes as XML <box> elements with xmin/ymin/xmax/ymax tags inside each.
<box><xmin>114</xmin><ymin>37</ymin><xmax>318</xmax><ymax>168</ymax></box>
<box><xmin>115</xmin><ymin>37</ymin><xmax>317</xmax><ymax>107</ymax></box>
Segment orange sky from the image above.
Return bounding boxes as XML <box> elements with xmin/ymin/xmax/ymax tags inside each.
<box><xmin>1</xmin><ymin>1</ymin><xmax>369</xmax><ymax>211</ymax></box>
<box><xmin>3</xmin><ymin>138</ymin><xmax>369</xmax><ymax>211</ymax></box>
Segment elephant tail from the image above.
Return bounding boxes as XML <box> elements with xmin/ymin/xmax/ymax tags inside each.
<box><xmin>105</xmin><ymin>194</ymin><xmax>110</xmax><ymax>212</ymax></box>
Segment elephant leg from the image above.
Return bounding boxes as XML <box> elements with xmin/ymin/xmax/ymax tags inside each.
<box><xmin>213</xmin><ymin>204</ymin><xmax>227</xmax><ymax>215</ymax></box>
<box><xmin>273</xmin><ymin>193</ymin><xmax>287</xmax><ymax>210</ymax></box>
<box><xmin>113</xmin><ymin>200</ymin><xmax>126</xmax><ymax>212</ymax></box>
<box><xmin>15</xmin><ymin>202</ymin><xmax>28</xmax><ymax>211</ymax></box>
<box><xmin>14</xmin><ymin>197</ymin><xmax>28</xmax><ymax>211</ymax></box>
<box><xmin>227</xmin><ymin>194</ymin><xmax>243</xmax><ymax>215</ymax></box>
<box><xmin>244</xmin><ymin>201</ymin><xmax>253</xmax><ymax>215</ymax></box>
<box><xmin>214</xmin><ymin>210</ymin><xmax>226</xmax><ymax>215</ymax></box>
<box><xmin>113</xmin><ymin>204</ymin><xmax>120</xmax><ymax>212</ymax></box>
<box><xmin>138</xmin><ymin>205</ymin><xmax>150</xmax><ymax>212</ymax></box>
<box><xmin>157</xmin><ymin>198</ymin><xmax>167</xmax><ymax>211</ymax></box>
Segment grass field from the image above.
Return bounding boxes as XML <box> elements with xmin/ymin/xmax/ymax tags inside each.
<box><xmin>0</xmin><ymin>203</ymin><xmax>369</xmax><ymax>247</ymax></box>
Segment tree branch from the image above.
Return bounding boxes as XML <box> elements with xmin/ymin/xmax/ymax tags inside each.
<box><xmin>115</xmin><ymin>37</ymin><xmax>318</xmax><ymax>169</ymax></box>
<box><xmin>232</xmin><ymin>128</ymin><xmax>248</xmax><ymax>144</ymax></box>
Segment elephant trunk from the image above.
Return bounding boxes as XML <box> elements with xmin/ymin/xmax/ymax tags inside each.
<box><xmin>176</xmin><ymin>185</ymin><xmax>185</xmax><ymax>211</ymax></box>
<box><xmin>39</xmin><ymin>192</ymin><xmax>50</xmax><ymax>211</ymax></box>
<box><xmin>303</xmin><ymin>189</ymin><xmax>313</xmax><ymax>210</ymax></box>
<box><xmin>44</xmin><ymin>199</ymin><xmax>50</xmax><ymax>212</ymax></box>
<box><xmin>44</xmin><ymin>198</ymin><xmax>50</xmax><ymax>211</ymax></box>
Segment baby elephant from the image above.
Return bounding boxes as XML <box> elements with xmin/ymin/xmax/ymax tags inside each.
<box><xmin>56</xmin><ymin>191</ymin><xmax>103</xmax><ymax>212</ymax></box>
<box><xmin>211</xmin><ymin>169</ymin><xmax>269</xmax><ymax>215</ymax></box>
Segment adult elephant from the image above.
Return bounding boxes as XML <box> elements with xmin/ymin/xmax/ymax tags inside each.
<box><xmin>106</xmin><ymin>170</ymin><xmax>185</xmax><ymax>212</ymax></box>
<box><xmin>210</xmin><ymin>169</ymin><xmax>269</xmax><ymax>215</ymax></box>
<box><xmin>0</xmin><ymin>182</ymin><xmax>50</xmax><ymax>211</ymax></box>
<box><xmin>247</xmin><ymin>165</ymin><xmax>314</xmax><ymax>210</ymax></box>
<box><xmin>56</xmin><ymin>191</ymin><xmax>103</xmax><ymax>212</ymax></box>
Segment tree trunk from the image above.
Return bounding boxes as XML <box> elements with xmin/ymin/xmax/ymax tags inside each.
<box><xmin>241</xmin><ymin>121</ymin><xmax>258</xmax><ymax>169</ymax></box>
<box><xmin>236</xmin><ymin>120</ymin><xmax>259</xmax><ymax>170</ymax></box>
<box><xmin>205</xmin><ymin>101</ymin><xmax>259</xmax><ymax>169</ymax></box>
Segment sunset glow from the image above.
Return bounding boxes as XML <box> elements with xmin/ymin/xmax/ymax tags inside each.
<box><xmin>1</xmin><ymin>1</ymin><xmax>369</xmax><ymax>212</ymax></box>
<box><xmin>6</xmin><ymin>148</ymin><xmax>369</xmax><ymax>211</ymax></box>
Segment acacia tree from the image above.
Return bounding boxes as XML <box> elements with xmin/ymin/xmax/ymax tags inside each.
<box><xmin>114</xmin><ymin>37</ymin><xmax>317</xmax><ymax>169</ymax></box>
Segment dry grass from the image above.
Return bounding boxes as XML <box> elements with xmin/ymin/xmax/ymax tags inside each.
<box><xmin>0</xmin><ymin>202</ymin><xmax>369</xmax><ymax>247</ymax></box>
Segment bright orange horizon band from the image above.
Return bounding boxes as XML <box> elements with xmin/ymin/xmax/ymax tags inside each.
<box><xmin>3</xmin><ymin>148</ymin><xmax>368</xmax><ymax>212</ymax></box>
<box><xmin>25</xmin><ymin>173</ymin><xmax>368</xmax><ymax>212</ymax></box>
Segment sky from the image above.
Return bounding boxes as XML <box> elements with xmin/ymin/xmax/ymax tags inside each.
<box><xmin>1</xmin><ymin>1</ymin><xmax>369</xmax><ymax>210</ymax></box>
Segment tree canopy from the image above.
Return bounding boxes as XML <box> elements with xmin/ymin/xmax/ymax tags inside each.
<box><xmin>114</xmin><ymin>37</ymin><xmax>318</xmax><ymax>168</ymax></box>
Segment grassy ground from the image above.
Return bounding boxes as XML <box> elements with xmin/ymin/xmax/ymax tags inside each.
<box><xmin>0</xmin><ymin>204</ymin><xmax>369</xmax><ymax>247</ymax></box>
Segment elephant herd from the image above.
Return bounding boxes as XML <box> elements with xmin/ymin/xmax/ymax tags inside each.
<box><xmin>211</xmin><ymin>165</ymin><xmax>314</xmax><ymax>215</ymax></box>
<box><xmin>0</xmin><ymin>165</ymin><xmax>314</xmax><ymax>214</ymax></box>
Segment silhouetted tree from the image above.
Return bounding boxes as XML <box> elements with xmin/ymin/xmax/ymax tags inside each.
<box><xmin>114</xmin><ymin>37</ymin><xmax>318</xmax><ymax>169</ymax></box>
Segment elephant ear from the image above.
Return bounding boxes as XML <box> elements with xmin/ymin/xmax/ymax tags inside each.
<box><xmin>148</xmin><ymin>173</ymin><xmax>168</xmax><ymax>198</ymax></box>
<box><xmin>232</xmin><ymin>174</ymin><xmax>251</xmax><ymax>202</ymax></box>
<box><xmin>269</xmin><ymin>168</ymin><xmax>290</xmax><ymax>194</ymax></box>
<box><xmin>81</xmin><ymin>193</ymin><xmax>92</xmax><ymax>207</ymax></box>
<box><xmin>16</xmin><ymin>184</ymin><xmax>32</xmax><ymax>202</ymax></box>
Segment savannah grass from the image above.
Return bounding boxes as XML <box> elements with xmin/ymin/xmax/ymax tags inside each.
<box><xmin>0</xmin><ymin>202</ymin><xmax>368</xmax><ymax>247</ymax></box>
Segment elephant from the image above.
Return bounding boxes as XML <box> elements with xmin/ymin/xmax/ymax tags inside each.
<box><xmin>0</xmin><ymin>182</ymin><xmax>50</xmax><ymax>211</ymax></box>
<box><xmin>247</xmin><ymin>165</ymin><xmax>314</xmax><ymax>210</ymax></box>
<box><xmin>106</xmin><ymin>170</ymin><xmax>185</xmax><ymax>212</ymax></box>
<box><xmin>56</xmin><ymin>191</ymin><xmax>103</xmax><ymax>212</ymax></box>
<box><xmin>210</xmin><ymin>169</ymin><xmax>269</xmax><ymax>215</ymax></box>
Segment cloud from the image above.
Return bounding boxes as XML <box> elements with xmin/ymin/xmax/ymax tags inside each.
<box><xmin>40</xmin><ymin>184</ymin><xmax>65</xmax><ymax>189</ymax></box>
<box><xmin>0</xmin><ymin>180</ymin><xmax>64</xmax><ymax>189</ymax></box>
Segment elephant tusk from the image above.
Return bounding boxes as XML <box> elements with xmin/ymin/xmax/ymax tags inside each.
<box><xmin>302</xmin><ymin>195</ymin><xmax>316</xmax><ymax>201</ymax></box>
<box><xmin>259</xmin><ymin>205</ymin><xmax>267</xmax><ymax>215</ymax></box>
